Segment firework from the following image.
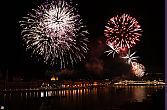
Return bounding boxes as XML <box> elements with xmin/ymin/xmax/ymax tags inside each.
<box><xmin>132</xmin><ymin>62</ymin><xmax>145</xmax><ymax>77</ymax></box>
<box><xmin>19</xmin><ymin>0</ymin><xmax>89</xmax><ymax>68</ymax></box>
<box><xmin>104</xmin><ymin>41</ymin><xmax>118</xmax><ymax>58</ymax></box>
<box><xmin>104</xmin><ymin>13</ymin><xmax>142</xmax><ymax>53</ymax></box>
<box><xmin>121</xmin><ymin>50</ymin><xmax>140</xmax><ymax>64</ymax></box>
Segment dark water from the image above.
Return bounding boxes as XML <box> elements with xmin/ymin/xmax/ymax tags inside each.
<box><xmin>0</xmin><ymin>86</ymin><xmax>165</xmax><ymax>110</ymax></box>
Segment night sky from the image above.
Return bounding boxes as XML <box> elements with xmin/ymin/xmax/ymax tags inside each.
<box><xmin>0</xmin><ymin>0</ymin><xmax>164</xmax><ymax>79</ymax></box>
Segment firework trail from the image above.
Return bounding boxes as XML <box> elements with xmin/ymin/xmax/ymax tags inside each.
<box><xmin>104</xmin><ymin>41</ymin><xmax>119</xmax><ymax>58</ymax></box>
<box><xmin>121</xmin><ymin>50</ymin><xmax>140</xmax><ymax>64</ymax></box>
<box><xmin>19</xmin><ymin>0</ymin><xmax>89</xmax><ymax>68</ymax></box>
<box><xmin>121</xmin><ymin>50</ymin><xmax>145</xmax><ymax>77</ymax></box>
<box><xmin>104</xmin><ymin>13</ymin><xmax>142</xmax><ymax>55</ymax></box>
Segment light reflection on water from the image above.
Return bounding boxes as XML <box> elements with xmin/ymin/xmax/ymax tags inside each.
<box><xmin>35</xmin><ymin>88</ymin><xmax>99</xmax><ymax>98</ymax></box>
<box><xmin>132</xmin><ymin>87</ymin><xmax>146</xmax><ymax>102</ymax></box>
<box><xmin>0</xmin><ymin>86</ymin><xmax>164</xmax><ymax>110</ymax></box>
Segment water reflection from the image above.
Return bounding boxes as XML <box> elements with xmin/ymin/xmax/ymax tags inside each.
<box><xmin>0</xmin><ymin>86</ymin><xmax>164</xmax><ymax>110</ymax></box>
<box><xmin>37</xmin><ymin>88</ymin><xmax>98</xmax><ymax>98</ymax></box>
<box><xmin>132</xmin><ymin>87</ymin><xmax>146</xmax><ymax>102</ymax></box>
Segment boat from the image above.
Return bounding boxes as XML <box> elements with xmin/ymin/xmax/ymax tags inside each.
<box><xmin>114</xmin><ymin>80</ymin><xmax>165</xmax><ymax>86</ymax></box>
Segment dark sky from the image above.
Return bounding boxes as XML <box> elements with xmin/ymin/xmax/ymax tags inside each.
<box><xmin>0</xmin><ymin>0</ymin><xmax>164</xmax><ymax>79</ymax></box>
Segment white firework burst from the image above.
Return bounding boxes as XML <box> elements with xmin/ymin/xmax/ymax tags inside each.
<box><xmin>104</xmin><ymin>40</ymin><xmax>119</xmax><ymax>58</ymax></box>
<box><xmin>19</xmin><ymin>0</ymin><xmax>89</xmax><ymax>68</ymax></box>
<box><xmin>121</xmin><ymin>50</ymin><xmax>139</xmax><ymax>64</ymax></box>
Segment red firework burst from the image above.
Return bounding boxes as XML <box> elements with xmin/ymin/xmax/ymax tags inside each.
<box><xmin>104</xmin><ymin>13</ymin><xmax>142</xmax><ymax>53</ymax></box>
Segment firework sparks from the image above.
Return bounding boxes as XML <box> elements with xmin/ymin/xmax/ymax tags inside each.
<box><xmin>121</xmin><ymin>50</ymin><xmax>140</xmax><ymax>64</ymax></box>
<box><xmin>132</xmin><ymin>62</ymin><xmax>145</xmax><ymax>77</ymax></box>
<box><xmin>104</xmin><ymin>41</ymin><xmax>119</xmax><ymax>58</ymax></box>
<box><xmin>104</xmin><ymin>13</ymin><xmax>142</xmax><ymax>53</ymax></box>
<box><xmin>19</xmin><ymin>0</ymin><xmax>89</xmax><ymax>68</ymax></box>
